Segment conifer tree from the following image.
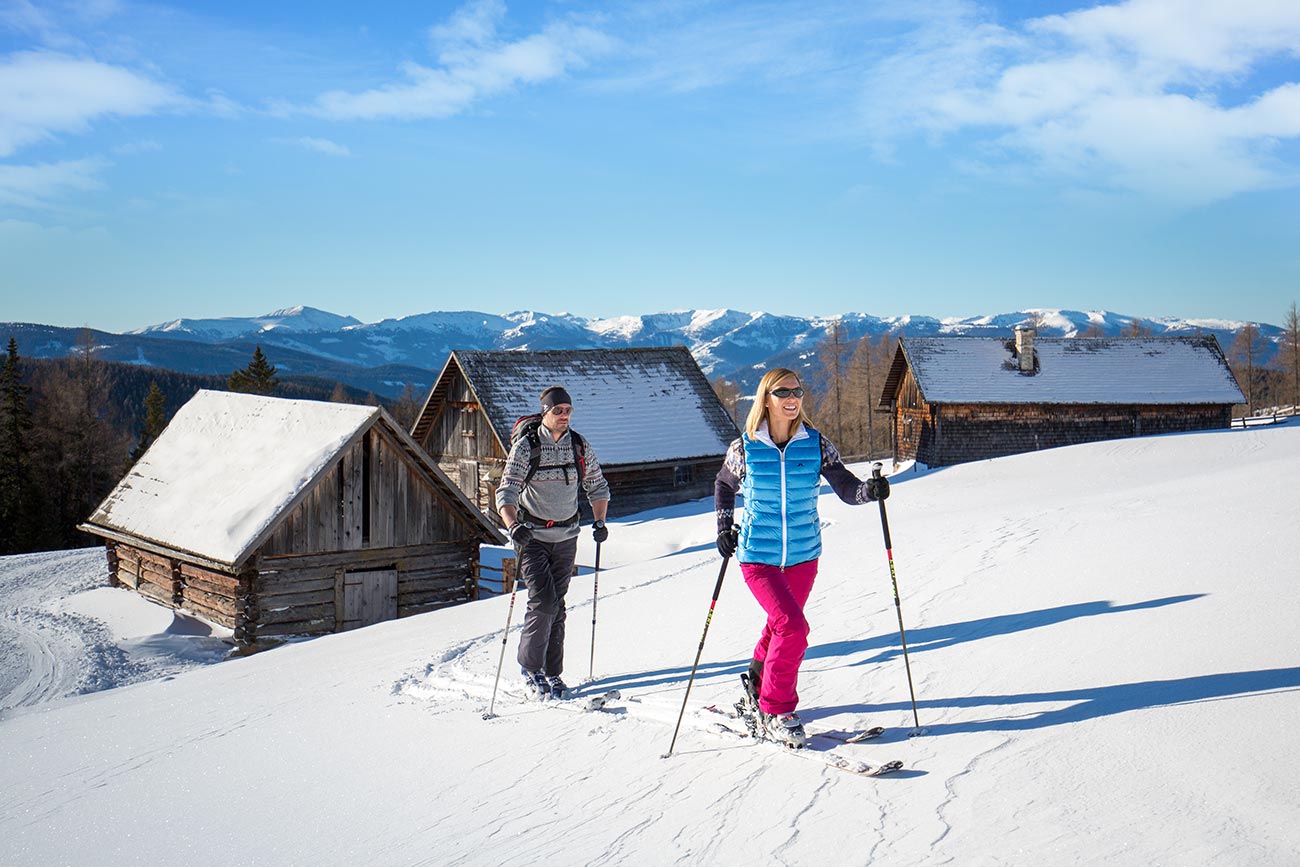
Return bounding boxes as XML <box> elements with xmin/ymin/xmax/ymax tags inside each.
<box><xmin>131</xmin><ymin>381</ymin><xmax>167</xmax><ymax>462</ymax></box>
<box><xmin>228</xmin><ymin>346</ymin><xmax>279</xmax><ymax>395</ymax></box>
<box><xmin>0</xmin><ymin>338</ymin><xmax>40</xmax><ymax>553</ymax></box>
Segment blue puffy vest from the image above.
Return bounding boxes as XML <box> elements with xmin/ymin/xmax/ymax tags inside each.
<box><xmin>738</xmin><ymin>423</ymin><xmax>822</xmax><ymax>568</ymax></box>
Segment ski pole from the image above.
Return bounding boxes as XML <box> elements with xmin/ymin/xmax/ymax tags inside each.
<box><xmin>482</xmin><ymin>573</ymin><xmax>520</xmax><ymax>720</ymax></box>
<box><xmin>588</xmin><ymin>540</ymin><xmax>601</xmax><ymax>680</ymax></box>
<box><xmin>662</xmin><ymin>555</ymin><xmax>731</xmax><ymax>759</ymax></box>
<box><xmin>872</xmin><ymin>462</ymin><xmax>923</xmax><ymax>735</ymax></box>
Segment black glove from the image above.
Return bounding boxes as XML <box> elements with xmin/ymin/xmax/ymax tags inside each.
<box><xmin>716</xmin><ymin>525</ymin><xmax>738</xmax><ymax>559</ymax></box>
<box><xmin>865</xmin><ymin>476</ymin><xmax>890</xmax><ymax>501</ymax></box>
<box><xmin>592</xmin><ymin>520</ymin><xmax>609</xmax><ymax>543</ymax></box>
<box><xmin>508</xmin><ymin>522</ymin><xmax>534</xmax><ymax>549</ymax></box>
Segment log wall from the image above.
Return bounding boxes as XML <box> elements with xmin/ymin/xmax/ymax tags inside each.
<box><xmin>253</xmin><ymin>540</ymin><xmax>478</xmax><ymax>639</ymax></box>
<box><xmin>106</xmin><ymin>539</ymin><xmax>477</xmax><ymax>646</ymax></box>
<box><xmin>890</xmin><ymin>387</ymin><xmax>1233</xmax><ymax>467</ymax></box>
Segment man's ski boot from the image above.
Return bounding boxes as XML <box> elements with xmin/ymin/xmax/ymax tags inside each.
<box><xmin>522</xmin><ymin>668</ymin><xmax>552</xmax><ymax>701</ymax></box>
<box><xmin>761</xmin><ymin>711</ymin><xmax>808</xmax><ymax>749</ymax></box>
<box><xmin>546</xmin><ymin>676</ymin><xmax>568</xmax><ymax>701</ymax></box>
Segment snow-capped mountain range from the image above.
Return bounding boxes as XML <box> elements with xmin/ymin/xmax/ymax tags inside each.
<box><xmin>8</xmin><ymin>306</ymin><xmax>1281</xmax><ymax>398</ymax></box>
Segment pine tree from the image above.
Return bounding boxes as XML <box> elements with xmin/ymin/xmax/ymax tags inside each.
<box><xmin>228</xmin><ymin>346</ymin><xmax>279</xmax><ymax>395</ymax></box>
<box><xmin>0</xmin><ymin>338</ymin><xmax>40</xmax><ymax>553</ymax></box>
<box><xmin>131</xmin><ymin>381</ymin><xmax>167</xmax><ymax>462</ymax></box>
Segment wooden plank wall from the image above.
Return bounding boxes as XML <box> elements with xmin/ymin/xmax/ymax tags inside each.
<box><xmin>602</xmin><ymin>459</ymin><xmax>722</xmax><ymax>519</ymax></box>
<box><xmin>900</xmin><ymin>400</ymin><xmax>1232</xmax><ymax>467</ymax></box>
<box><xmin>252</xmin><ymin>540</ymin><xmax>478</xmax><ymax>639</ymax></box>
<box><xmin>260</xmin><ymin>428</ymin><xmax>476</xmax><ymax>558</ymax></box>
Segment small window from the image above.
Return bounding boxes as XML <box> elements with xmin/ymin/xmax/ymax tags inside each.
<box><xmin>674</xmin><ymin>465</ymin><xmax>694</xmax><ymax>486</ymax></box>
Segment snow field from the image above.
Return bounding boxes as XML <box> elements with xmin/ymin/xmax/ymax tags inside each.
<box><xmin>1</xmin><ymin>423</ymin><xmax>1298</xmax><ymax>865</ymax></box>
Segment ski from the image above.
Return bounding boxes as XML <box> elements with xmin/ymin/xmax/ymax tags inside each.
<box><xmin>701</xmin><ymin>714</ymin><xmax>904</xmax><ymax>777</ymax></box>
<box><xmin>705</xmin><ymin>703</ymin><xmax>886</xmax><ymax>745</ymax></box>
<box><xmin>539</xmin><ymin>688</ymin><xmax>623</xmax><ymax>713</ymax></box>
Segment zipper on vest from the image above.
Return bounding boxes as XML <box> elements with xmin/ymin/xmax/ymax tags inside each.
<box><xmin>779</xmin><ymin>446</ymin><xmax>788</xmax><ymax>568</ymax></box>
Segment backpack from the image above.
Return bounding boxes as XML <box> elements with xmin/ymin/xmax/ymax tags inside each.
<box><xmin>509</xmin><ymin>414</ymin><xmax>587</xmax><ymax>486</ymax></box>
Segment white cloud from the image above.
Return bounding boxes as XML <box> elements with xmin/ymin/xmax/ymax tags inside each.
<box><xmin>307</xmin><ymin>0</ymin><xmax>615</xmax><ymax>121</ymax></box>
<box><xmin>0</xmin><ymin>156</ymin><xmax>109</xmax><ymax>208</ymax></box>
<box><xmin>0</xmin><ymin>50</ymin><xmax>179</xmax><ymax>157</ymax></box>
<box><xmin>862</xmin><ymin>0</ymin><xmax>1300</xmax><ymax>203</ymax></box>
<box><xmin>279</xmin><ymin>136</ymin><xmax>352</xmax><ymax>157</ymax></box>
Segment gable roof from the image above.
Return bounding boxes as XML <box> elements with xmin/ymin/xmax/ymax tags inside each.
<box><xmin>414</xmin><ymin>347</ymin><xmax>738</xmax><ymax>465</ymax></box>
<box><xmin>84</xmin><ymin>390</ymin><xmax>503</xmax><ymax>568</ymax></box>
<box><xmin>880</xmin><ymin>335</ymin><xmax>1246</xmax><ymax>407</ymax></box>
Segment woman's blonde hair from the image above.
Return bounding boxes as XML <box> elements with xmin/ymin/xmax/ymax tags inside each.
<box><xmin>744</xmin><ymin>368</ymin><xmax>813</xmax><ymax>437</ymax></box>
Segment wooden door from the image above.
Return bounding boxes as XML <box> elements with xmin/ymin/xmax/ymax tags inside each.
<box><xmin>341</xmin><ymin>568</ymin><xmax>397</xmax><ymax>630</ymax></box>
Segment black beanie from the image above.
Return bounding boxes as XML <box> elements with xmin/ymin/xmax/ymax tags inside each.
<box><xmin>540</xmin><ymin>386</ymin><xmax>573</xmax><ymax>411</ymax></box>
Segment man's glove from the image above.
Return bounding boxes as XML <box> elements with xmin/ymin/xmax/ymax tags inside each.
<box><xmin>865</xmin><ymin>476</ymin><xmax>890</xmax><ymax>501</ymax></box>
<box><xmin>592</xmin><ymin>520</ymin><xmax>609</xmax><ymax>543</ymax></box>
<box><xmin>716</xmin><ymin>525</ymin><xmax>738</xmax><ymax>559</ymax></box>
<box><xmin>508</xmin><ymin>522</ymin><xmax>534</xmax><ymax>549</ymax></box>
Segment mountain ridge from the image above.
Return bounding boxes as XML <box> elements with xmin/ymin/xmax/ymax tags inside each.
<box><xmin>5</xmin><ymin>307</ymin><xmax>1281</xmax><ymax>399</ymax></box>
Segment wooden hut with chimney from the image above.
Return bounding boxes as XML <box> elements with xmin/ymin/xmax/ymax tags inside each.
<box><xmin>410</xmin><ymin>347</ymin><xmax>739</xmax><ymax>520</ymax></box>
<box><xmin>879</xmin><ymin>328</ymin><xmax>1246</xmax><ymax>468</ymax></box>
<box><xmin>80</xmin><ymin>390</ymin><xmax>505</xmax><ymax>645</ymax></box>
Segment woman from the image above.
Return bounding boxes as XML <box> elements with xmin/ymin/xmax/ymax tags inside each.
<box><xmin>714</xmin><ymin>368</ymin><xmax>890</xmax><ymax>747</ymax></box>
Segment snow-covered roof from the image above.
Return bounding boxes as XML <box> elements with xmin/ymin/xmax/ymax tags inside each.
<box><xmin>882</xmin><ymin>336</ymin><xmax>1246</xmax><ymax>406</ymax></box>
<box><xmin>85</xmin><ymin>390</ymin><xmax>501</xmax><ymax>568</ymax></box>
<box><xmin>418</xmin><ymin>348</ymin><xmax>738</xmax><ymax>465</ymax></box>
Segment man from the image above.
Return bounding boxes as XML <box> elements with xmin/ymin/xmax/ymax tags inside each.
<box><xmin>496</xmin><ymin>385</ymin><xmax>610</xmax><ymax>700</ymax></box>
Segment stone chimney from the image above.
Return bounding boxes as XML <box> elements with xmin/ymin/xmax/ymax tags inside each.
<box><xmin>1014</xmin><ymin>325</ymin><xmax>1036</xmax><ymax>373</ymax></box>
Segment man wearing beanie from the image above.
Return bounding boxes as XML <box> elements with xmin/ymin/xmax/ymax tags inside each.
<box><xmin>496</xmin><ymin>385</ymin><xmax>610</xmax><ymax>700</ymax></box>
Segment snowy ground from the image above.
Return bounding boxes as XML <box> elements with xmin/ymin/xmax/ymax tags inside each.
<box><xmin>0</xmin><ymin>549</ymin><xmax>230</xmax><ymax>713</ymax></box>
<box><xmin>2</xmin><ymin>423</ymin><xmax>1299</xmax><ymax>865</ymax></box>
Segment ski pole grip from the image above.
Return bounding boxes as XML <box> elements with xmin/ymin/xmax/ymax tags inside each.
<box><xmin>871</xmin><ymin>462</ymin><xmax>883</xmax><ymax>479</ymax></box>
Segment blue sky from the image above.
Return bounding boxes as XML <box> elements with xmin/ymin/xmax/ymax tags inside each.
<box><xmin>2</xmin><ymin>0</ymin><xmax>1299</xmax><ymax>332</ymax></box>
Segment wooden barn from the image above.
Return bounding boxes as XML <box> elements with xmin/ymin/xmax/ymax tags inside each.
<box><xmin>80</xmin><ymin>390</ymin><xmax>505</xmax><ymax>646</ymax></box>
<box><xmin>879</xmin><ymin>328</ymin><xmax>1246</xmax><ymax>468</ymax></box>
<box><xmin>410</xmin><ymin>347</ymin><xmax>739</xmax><ymax>520</ymax></box>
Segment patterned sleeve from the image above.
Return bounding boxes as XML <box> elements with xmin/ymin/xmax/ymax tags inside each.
<box><xmin>819</xmin><ymin>435</ymin><xmax>872</xmax><ymax>505</ymax></box>
<box><xmin>714</xmin><ymin>437</ymin><xmax>745</xmax><ymax>532</ymax></box>
<box><xmin>494</xmin><ymin>438</ymin><xmax>532</xmax><ymax>511</ymax></box>
<box><xmin>580</xmin><ymin>438</ymin><xmax>611</xmax><ymax>503</ymax></box>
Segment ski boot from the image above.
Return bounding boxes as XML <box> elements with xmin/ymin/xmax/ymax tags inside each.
<box><xmin>522</xmin><ymin>668</ymin><xmax>552</xmax><ymax>701</ymax></box>
<box><xmin>761</xmin><ymin>711</ymin><xmax>808</xmax><ymax>749</ymax></box>
<box><xmin>546</xmin><ymin>676</ymin><xmax>568</xmax><ymax>701</ymax></box>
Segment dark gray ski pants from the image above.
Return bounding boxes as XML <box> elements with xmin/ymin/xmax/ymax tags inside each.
<box><xmin>516</xmin><ymin>536</ymin><xmax>577</xmax><ymax>677</ymax></box>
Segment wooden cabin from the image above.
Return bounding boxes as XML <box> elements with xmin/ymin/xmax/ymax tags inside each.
<box><xmin>80</xmin><ymin>390</ymin><xmax>505</xmax><ymax>646</ymax></box>
<box><xmin>410</xmin><ymin>347</ymin><xmax>739</xmax><ymax>520</ymax></box>
<box><xmin>878</xmin><ymin>329</ymin><xmax>1246</xmax><ymax>467</ymax></box>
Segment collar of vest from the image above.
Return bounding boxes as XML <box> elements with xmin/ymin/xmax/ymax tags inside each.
<box><xmin>751</xmin><ymin>420</ymin><xmax>810</xmax><ymax>450</ymax></box>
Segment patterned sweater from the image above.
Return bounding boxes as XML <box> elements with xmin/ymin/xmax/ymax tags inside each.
<box><xmin>495</xmin><ymin>425</ymin><xmax>611</xmax><ymax>543</ymax></box>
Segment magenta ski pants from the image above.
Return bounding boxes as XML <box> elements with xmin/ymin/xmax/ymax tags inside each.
<box><xmin>740</xmin><ymin>558</ymin><xmax>818</xmax><ymax>715</ymax></box>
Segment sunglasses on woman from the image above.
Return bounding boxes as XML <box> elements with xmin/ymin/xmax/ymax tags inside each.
<box><xmin>770</xmin><ymin>387</ymin><xmax>804</xmax><ymax>398</ymax></box>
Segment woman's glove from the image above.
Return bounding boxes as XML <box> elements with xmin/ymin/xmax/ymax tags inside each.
<box><xmin>865</xmin><ymin>476</ymin><xmax>890</xmax><ymax>501</ymax></box>
<box><xmin>716</xmin><ymin>525</ymin><xmax>738</xmax><ymax>558</ymax></box>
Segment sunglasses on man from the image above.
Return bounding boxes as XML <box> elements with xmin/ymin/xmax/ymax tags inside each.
<box><xmin>548</xmin><ymin>405</ymin><xmax>573</xmax><ymax>416</ymax></box>
<box><xmin>769</xmin><ymin>387</ymin><xmax>805</xmax><ymax>398</ymax></box>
